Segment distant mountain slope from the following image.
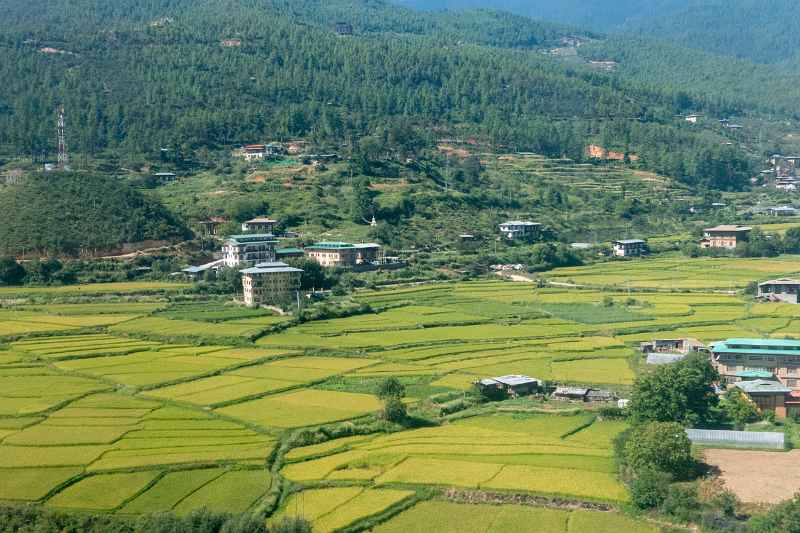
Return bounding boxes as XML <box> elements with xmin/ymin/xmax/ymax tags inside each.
<box><xmin>395</xmin><ymin>0</ymin><xmax>800</xmax><ymax>65</ymax></box>
<box><xmin>392</xmin><ymin>0</ymin><xmax>692</xmax><ymax>32</ymax></box>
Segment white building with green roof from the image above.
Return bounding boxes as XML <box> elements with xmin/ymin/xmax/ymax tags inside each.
<box><xmin>712</xmin><ymin>338</ymin><xmax>800</xmax><ymax>418</ymax></box>
<box><xmin>222</xmin><ymin>234</ymin><xmax>278</xmax><ymax>268</ymax></box>
<box><xmin>304</xmin><ymin>242</ymin><xmax>382</xmax><ymax>268</ymax></box>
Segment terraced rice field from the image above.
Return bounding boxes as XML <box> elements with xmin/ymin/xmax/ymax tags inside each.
<box><xmin>544</xmin><ymin>255</ymin><xmax>800</xmax><ymax>290</ymax></box>
<box><xmin>0</xmin><ymin>270</ymin><xmax>794</xmax><ymax>519</ymax></box>
<box><xmin>372</xmin><ymin>500</ymin><xmax>660</xmax><ymax>533</ymax></box>
<box><xmin>272</xmin><ymin>487</ymin><xmax>415</xmax><ymax>532</ymax></box>
<box><xmin>281</xmin><ymin>413</ymin><xmax>629</xmax><ymax>503</ymax></box>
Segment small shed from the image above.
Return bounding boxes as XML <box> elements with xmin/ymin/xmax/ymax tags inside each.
<box><xmin>476</xmin><ymin>375</ymin><xmax>540</xmax><ymax>398</ymax></box>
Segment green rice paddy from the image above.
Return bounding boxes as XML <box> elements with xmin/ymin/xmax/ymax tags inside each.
<box><xmin>0</xmin><ymin>270</ymin><xmax>787</xmax><ymax>524</ymax></box>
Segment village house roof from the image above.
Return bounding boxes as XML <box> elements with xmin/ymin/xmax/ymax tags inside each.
<box><xmin>759</xmin><ymin>278</ymin><xmax>800</xmax><ymax>287</ymax></box>
<box><xmin>492</xmin><ymin>375</ymin><xmax>539</xmax><ymax>387</ymax></box>
<box><xmin>241</xmin><ymin>266</ymin><xmax>303</xmax><ymax>275</ymax></box>
<box><xmin>276</xmin><ymin>247</ymin><xmax>304</xmax><ymax>254</ymax></box>
<box><xmin>500</xmin><ymin>221</ymin><xmax>541</xmax><ymax>227</ymax></box>
<box><xmin>181</xmin><ymin>259</ymin><xmax>225</xmax><ymax>274</ymax></box>
<box><xmin>225</xmin><ymin>234</ymin><xmax>278</xmax><ymax>245</ymax></box>
<box><xmin>244</xmin><ymin>217</ymin><xmax>277</xmax><ymax>224</ymax></box>
<box><xmin>735</xmin><ymin>370</ymin><xmax>775</xmax><ymax>379</ymax></box>
<box><xmin>614</xmin><ymin>239</ymin><xmax>646</xmax><ymax>245</ymax></box>
<box><xmin>711</xmin><ymin>338</ymin><xmax>800</xmax><ymax>356</ymax></box>
<box><xmin>307</xmin><ymin>242</ymin><xmax>356</xmax><ymax>249</ymax></box>
<box><xmin>646</xmin><ymin>353</ymin><xmax>686</xmax><ymax>365</ymax></box>
<box><xmin>241</xmin><ymin>261</ymin><xmax>303</xmax><ymax>275</ymax></box>
<box><xmin>554</xmin><ymin>387</ymin><xmax>589</xmax><ymax>396</ymax></box>
<box><xmin>735</xmin><ymin>380</ymin><xmax>792</xmax><ymax>394</ymax></box>
<box><xmin>307</xmin><ymin>242</ymin><xmax>381</xmax><ymax>250</ymax></box>
<box><xmin>703</xmin><ymin>225</ymin><xmax>752</xmax><ymax>233</ymax></box>
<box><xmin>200</xmin><ymin>216</ymin><xmax>229</xmax><ymax>224</ymax></box>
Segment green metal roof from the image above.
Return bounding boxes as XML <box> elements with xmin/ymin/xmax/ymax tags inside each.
<box><xmin>711</xmin><ymin>338</ymin><xmax>800</xmax><ymax>356</ymax></box>
<box><xmin>276</xmin><ymin>247</ymin><xmax>304</xmax><ymax>254</ymax></box>
<box><xmin>307</xmin><ymin>242</ymin><xmax>356</xmax><ymax>249</ymax></box>
<box><xmin>225</xmin><ymin>234</ymin><xmax>278</xmax><ymax>244</ymax></box>
<box><xmin>716</xmin><ymin>338</ymin><xmax>800</xmax><ymax>348</ymax></box>
<box><xmin>736</xmin><ymin>370</ymin><xmax>774</xmax><ymax>379</ymax></box>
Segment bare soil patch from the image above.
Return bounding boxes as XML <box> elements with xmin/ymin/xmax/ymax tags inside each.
<box><xmin>704</xmin><ymin>448</ymin><xmax>800</xmax><ymax>503</ymax></box>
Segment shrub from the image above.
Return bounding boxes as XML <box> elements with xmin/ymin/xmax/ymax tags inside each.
<box><xmin>268</xmin><ymin>517</ymin><xmax>312</xmax><ymax>533</ymax></box>
<box><xmin>749</xmin><ymin>494</ymin><xmax>800</xmax><ymax>532</ymax></box>
<box><xmin>630</xmin><ymin>468</ymin><xmax>672</xmax><ymax>509</ymax></box>
<box><xmin>598</xmin><ymin>406</ymin><xmax>626</xmax><ymax>420</ymax></box>
<box><xmin>723</xmin><ymin>388</ymin><xmax>760</xmax><ymax>429</ymax></box>
<box><xmin>661</xmin><ymin>485</ymin><xmax>700</xmax><ymax>523</ymax></box>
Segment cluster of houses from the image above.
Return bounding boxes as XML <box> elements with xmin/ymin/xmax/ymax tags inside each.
<box><xmin>477</xmin><ymin>298</ymin><xmax>800</xmax><ymax>418</ymax></box>
<box><xmin>608</xmin><ymin>224</ymin><xmax>756</xmax><ymax>258</ymax></box>
<box><xmin>183</xmin><ymin>214</ymin><xmax>395</xmax><ymax>308</ymax></box>
<box><xmin>497</xmin><ymin>220</ymin><xmax>766</xmax><ymax>258</ymax></box>
<box><xmin>474</xmin><ymin>375</ymin><xmax>617</xmax><ymax>404</ymax></box>
<box><xmin>639</xmin><ymin>333</ymin><xmax>800</xmax><ymax>419</ymax></box>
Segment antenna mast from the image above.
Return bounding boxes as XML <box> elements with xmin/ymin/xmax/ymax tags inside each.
<box><xmin>57</xmin><ymin>105</ymin><xmax>69</xmax><ymax>170</ymax></box>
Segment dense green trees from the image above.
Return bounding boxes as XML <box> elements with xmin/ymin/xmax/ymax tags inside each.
<box><xmin>628</xmin><ymin>354</ymin><xmax>720</xmax><ymax>427</ymax></box>
<box><xmin>0</xmin><ymin>0</ymin><xmax>761</xmax><ymax>191</ymax></box>
<box><xmin>0</xmin><ymin>257</ymin><xmax>26</xmax><ymax>285</ymax></box>
<box><xmin>0</xmin><ymin>505</ymin><xmax>311</xmax><ymax>533</ymax></box>
<box><xmin>0</xmin><ymin>172</ymin><xmax>188</xmax><ymax>256</ymax></box>
<box><xmin>377</xmin><ymin>377</ymin><xmax>407</xmax><ymax>422</ymax></box>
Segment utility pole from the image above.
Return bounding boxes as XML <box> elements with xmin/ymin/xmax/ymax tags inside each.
<box><xmin>57</xmin><ymin>105</ymin><xmax>69</xmax><ymax>171</ymax></box>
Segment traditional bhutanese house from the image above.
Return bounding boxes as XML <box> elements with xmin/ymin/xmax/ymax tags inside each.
<box><xmin>734</xmin><ymin>379</ymin><xmax>792</xmax><ymax>418</ymax></box>
<box><xmin>700</xmin><ymin>225</ymin><xmax>752</xmax><ymax>249</ymax></box>
<box><xmin>499</xmin><ymin>221</ymin><xmax>542</xmax><ymax>240</ymax></box>
<box><xmin>241</xmin><ymin>216</ymin><xmax>277</xmax><ymax>234</ymax></box>
<box><xmin>766</xmin><ymin>206</ymin><xmax>797</xmax><ymax>217</ymax></box>
<box><xmin>640</xmin><ymin>338</ymin><xmax>706</xmax><ymax>355</ymax></box>
<box><xmin>197</xmin><ymin>216</ymin><xmax>229</xmax><ymax>236</ymax></box>
<box><xmin>334</xmin><ymin>22</ymin><xmax>354</xmax><ymax>35</ymax></box>
<box><xmin>304</xmin><ymin>242</ymin><xmax>382</xmax><ymax>268</ymax></box>
<box><xmin>612</xmin><ymin>239</ymin><xmax>647</xmax><ymax>257</ymax></box>
<box><xmin>586</xmin><ymin>389</ymin><xmax>617</xmax><ymax>402</ymax></box>
<box><xmin>758</xmin><ymin>279</ymin><xmax>800</xmax><ymax>304</ymax></box>
<box><xmin>222</xmin><ymin>234</ymin><xmax>278</xmax><ymax>268</ymax></box>
<box><xmin>242</xmin><ymin>144</ymin><xmax>267</xmax><ymax>161</ymax></box>
<box><xmin>711</xmin><ymin>338</ymin><xmax>800</xmax><ymax>393</ymax></box>
<box><xmin>240</xmin><ymin>261</ymin><xmax>303</xmax><ymax>308</ymax></box>
<box><xmin>476</xmin><ymin>375</ymin><xmax>540</xmax><ymax>397</ymax></box>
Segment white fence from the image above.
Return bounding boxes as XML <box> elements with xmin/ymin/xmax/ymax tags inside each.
<box><xmin>686</xmin><ymin>429</ymin><xmax>785</xmax><ymax>449</ymax></box>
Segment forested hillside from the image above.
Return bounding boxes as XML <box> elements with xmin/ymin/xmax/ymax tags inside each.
<box><xmin>0</xmin><ymin>173</ymin><xmax>188</xmax><ymax>255</ymax></box>
<box><xmin>0</xmin><ymin>0</ymin><xmax>757</xmax><ymax>190</ymax></box>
